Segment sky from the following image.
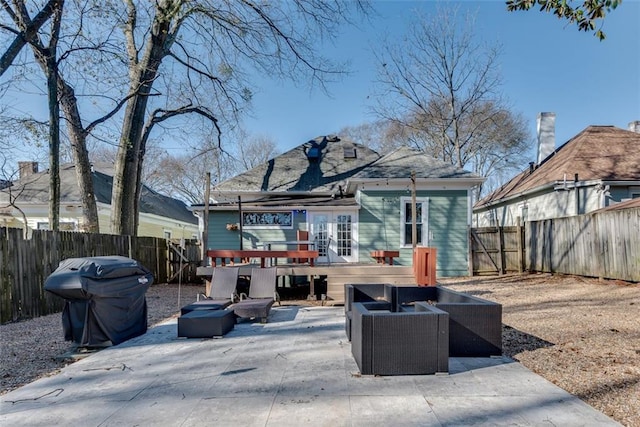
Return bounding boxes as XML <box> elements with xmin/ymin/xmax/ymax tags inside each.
<box><xmin>241</xmin><ymin>0</ymin><xmax>640</xmax><ymax>163</ymax></box>
<box><xmin>2</xmin><ymin>1</ymin><xmax>639</xmax><ymax>174</ymax></box>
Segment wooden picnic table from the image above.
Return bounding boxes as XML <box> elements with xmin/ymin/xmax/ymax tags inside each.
<box><xmin>207</xmin><ymin>249</ymin><xmax>319</xmax><ymax>268</ymax></box>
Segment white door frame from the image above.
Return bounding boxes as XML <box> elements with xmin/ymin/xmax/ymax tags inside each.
<box><xmin>308</xmin><ymin>210</ymin><xmax>358</xmax><ymax>263</ymax></box>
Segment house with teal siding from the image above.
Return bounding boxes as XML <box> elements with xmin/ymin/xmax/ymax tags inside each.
<box><xmin>190</xmin><ymin>135</ymin><xmax>483</xmax><ymax>277</ymax></box>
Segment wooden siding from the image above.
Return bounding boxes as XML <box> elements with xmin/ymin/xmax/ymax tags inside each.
<box><xmin>357</xmin><ymin>191</ymin><xmax>402</xmax><ymax>263</ymax></box>
<box><xmin>208</xmin><ymin>210</ymin><xmax>307</xmax><ymax>250</ymax></box>
<box><xmin>358</xmin><ymin>190</ymin><xmax>470</xmax><ymax>276</ymax></box>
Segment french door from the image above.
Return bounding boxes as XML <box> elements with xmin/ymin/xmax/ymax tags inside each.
<box><xmin>309</xmin><ymin>211</ymin><xmax>357</xmax><ymax>263</ymax></box>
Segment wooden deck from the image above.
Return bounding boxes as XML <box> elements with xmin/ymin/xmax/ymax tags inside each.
<box><xmin>196</xmin><ymin>263</ymin><xmax>416</xmax><ymax>304</ymax></box>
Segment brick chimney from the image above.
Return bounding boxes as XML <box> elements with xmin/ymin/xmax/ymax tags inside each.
<box><xmin>628</xmin><ymin>121</ymin><xmax>640</xmax><ymax>133</ymax></box>
<box><xmin>18</xmin><ymin>161</ymin><xmax>38</xmax><ymax>179</ymax></box>
<box><xmin>536</xmin><ymin>112</ymin><xmax>556</xmax><ymax>164</ymax></box>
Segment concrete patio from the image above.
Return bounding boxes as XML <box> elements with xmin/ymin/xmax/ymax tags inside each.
<box><xmin>0</xmin><ymin>306</ymin><xmax>620</xmax><ymax>426</ymax></box>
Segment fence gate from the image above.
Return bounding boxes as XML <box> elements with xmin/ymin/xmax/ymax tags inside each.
<box><xmin>470</xmin><ymin>226</ymin><xmax>525</xmax><ymax>276</ymax></box>
<box><xmin>167</xmin><ymin>239</ymin><xmax>201</xmax><ymax>283</ymax></box>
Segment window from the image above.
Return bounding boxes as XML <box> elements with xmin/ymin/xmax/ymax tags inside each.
<box><xmin>343</xmin><ymin>147</ymin><xmax>356</xmax><ymax>159</ymax></box>
<box><xmin>336</xmin><ymin>214</ymin><xmax>352</xmax><ymax>257</ymax></box>
<box><xmin>60</xmin><ymin>222</ymin><xmax>76</xmax><ymax>231</ymax></box>
<box><xmin>400</xmin><ymin>197</ymin><xmax>428</xmax><ymax>247</ymax></box>
<box><xmin>37</xmin><ymin>221</ymin><xmax>77</xmax><ymax>231</ymax></box>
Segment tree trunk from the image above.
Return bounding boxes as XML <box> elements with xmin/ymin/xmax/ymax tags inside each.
<box><xmin>111</xmin><ymin>3</ymin><xmax>174</xmax><ymax>236</ymax></box>
<box><xmin>58</xmin><ymin>81</ymin><xmax>100</xmax><ymax>233</ymax></box>
<box><xmin>46</xmin><ymin>50</ymin><xmax>60</xmax><ymax>231</ymax></box>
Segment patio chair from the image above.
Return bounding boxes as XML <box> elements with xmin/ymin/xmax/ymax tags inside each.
<box><xmin>182</xmin><ymin>267</ymin><xmax>239</xmax><ymax>314</ymax></box>
<box><xmin>231</xmin><ymin>267</ymin><xmax>279</xmax><ymax>323</ymax></box>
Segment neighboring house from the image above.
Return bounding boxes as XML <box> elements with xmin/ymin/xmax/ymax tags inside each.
<box><xmin>191</xmin><ymin>135</ymin><xmax>484</xmax><ymax>276</ymax></box>
<box><xmin>474</xmin><ymin>115</ymin><xmax>640</xmax><ymax>227</ymax></box>
<box><xmin>0</xmin><ymin>162</ymin><xmax>198</xmax><ymax>239</ymax></box>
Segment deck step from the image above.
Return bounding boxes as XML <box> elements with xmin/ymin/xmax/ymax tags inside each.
<box><xmin>326</xmin><ymin>274</ymin><xmax>416</xmax><ymax>303</ymax></box>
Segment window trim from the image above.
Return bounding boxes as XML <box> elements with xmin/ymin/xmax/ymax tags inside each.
<box><xmin>400</xmin><ymin>196</ymin><xmax>429</xmax><ymax>248</ymax></box>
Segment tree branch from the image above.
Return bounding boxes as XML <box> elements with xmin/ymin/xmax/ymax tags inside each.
<box><xmin>0</xmin><ymin>0</ymin><xmax>63</xmax><ymax>76</ymax></box>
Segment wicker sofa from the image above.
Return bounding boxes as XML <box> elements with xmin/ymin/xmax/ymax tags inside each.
<box><xmin>345</xmin><ymin>284</ymin><xmax>502</xmax><ymax>363</ymax></box>
<box><xmin>351</xmin><ymin>301</ymin><xmax>449</xmax><ymax>375</ymax></box>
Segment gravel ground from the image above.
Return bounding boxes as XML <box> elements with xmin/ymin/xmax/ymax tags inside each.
<box><xmin>1</xmin><ymin>274</ymin><xmax>638</xmax><ymax>426</ymax></box>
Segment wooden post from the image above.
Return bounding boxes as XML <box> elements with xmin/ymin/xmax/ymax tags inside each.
<box><xmin>411</xmin><ymin>171</ymin><xmax>417</xmax><ymax>249</ymax></box>
<box><xmin>516</xmin><ymin>216</ymin><xmax>524</xmax><ymax>273</ymax></box>
<box><xmin>497</xmin><ymin>226</ymin><xmax>504</xmax><ymax>275</ymax></box>
<box><xmin>202</xmin><ymin>172</ymin><xmax>210</xmax><ymax>265</ymax></box>
<box><xmin>238</xmin><ymin>195</ymin><xmax>243</xmax><ymax>250</ymax></box>
<box><xmin>468</xmin><ymin>227</ymin><xmax>474</xmax><ymax>276</ymax></box>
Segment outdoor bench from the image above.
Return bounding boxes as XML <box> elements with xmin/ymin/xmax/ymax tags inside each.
<box><xmin>370</xmin><ymin>250</ymin><xmax>400</xmax><ymax>265</ymax></box>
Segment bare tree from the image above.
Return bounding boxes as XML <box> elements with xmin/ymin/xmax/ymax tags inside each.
<box><xmin>232</xmin><ymin>129</ymin><xmax>280</xmax><ymax>172</ymax></box>
<box><xmin>142</xmin><ymin>128</ymin><xmax>278</xmax><ymax>204</ymax></box>
<box><xmin>373</xmin><ymin>5</ymin><xmax>530</xmax><ymax>197</ymax></box>
<box><xmin>2</xmin><ymin>0</ymin><xmax>63</xmax><ymax>230</ymax></box>
<box><xmin>110</xmin><ymin>0</ymin><xmax>367</xmax><ymax>235</ymax></box>
<box><xmin>1</xmin><ymin>1</ymin><xmax>143</xmax><ymax>233</ymax></box>
<box><xmin>338</xmin><ymin>120</ymin><xmax>406</xmax><ymax>155</ymax></box>
<box><xmin>0</xmin><ymin>0</ymin><xmax>62</xmax><ymax>75</ymax></box>
<box><xmin>4</xmin><ymin>1</ymin><xmax>367</xmax><ymax>235</ymax></box>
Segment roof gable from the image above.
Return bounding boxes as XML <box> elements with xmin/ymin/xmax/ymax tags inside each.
<box><xmin>214</xmin><ymin>136</ymin><xmax>381</xmax><ymax>193</ymax></box>
<box><xmin>476</xmin><ymin>126</ymin><xmax>640</xmax><ymax>207</ymax></box>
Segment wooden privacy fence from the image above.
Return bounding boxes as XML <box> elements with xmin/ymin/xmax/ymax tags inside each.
<box><xmin>470</xmin><ymin>208</ymin><xmax>639</xmax><ymax>282</ymax></box>
<box><xmin>0</xmin><ymin>228</ymin><xmax>202</xmax><ymax>323</ymax></box>
<box><xmin>526</xmin><ymin>208</ymin><xmax>640</xmax><ymax>282</ymax></box>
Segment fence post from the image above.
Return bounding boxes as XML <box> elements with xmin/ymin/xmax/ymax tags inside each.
<box><xmin>467</xmin><ymin>227</ymin><xmax>473</xmax><ymax>276</ymax></box>
<box><xmin>497</xmin><ymin>227</ymin><xmax>504</xmax><ymax>275</ymax></box>
<box><xmin>516</xmin><ymin>216</ymin><xmax>524</xmax><ymax>273</ymax></box>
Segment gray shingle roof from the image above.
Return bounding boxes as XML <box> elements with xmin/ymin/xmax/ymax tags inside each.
<box><xmin>1</xmin><ymin>163</ymin><xmax>196</xmax><ymax>224</ymax></box>
<box><xmin>214</xmin><ymin>135</ymin><xmax>381</xmax><ymax>193</ymax></box>
<box><xmin>475</xmin><ymin>126</ymin><xmax>640</xmax><ymax>208</ymax></box>
<box><xmin>350</xmin><ymin>146</ymin><xmax>483</xmax><ymax>180</ymax></box>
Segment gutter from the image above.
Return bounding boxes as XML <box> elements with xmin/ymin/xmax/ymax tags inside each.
<box><xmin>475</xmin><ymin>179</ymin><xmax>640</xmax><ymax>211</ymax></box>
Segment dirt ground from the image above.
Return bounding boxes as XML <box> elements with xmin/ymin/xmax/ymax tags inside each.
<box><xmin>1</xmin><ymin>273</ymin><xmax>638</xmax><ymax>426</ymax></box>
<box><xmin>439</xmin><ymin>273</ymin><xmax>640</xmax><ymax>427</ymax></box>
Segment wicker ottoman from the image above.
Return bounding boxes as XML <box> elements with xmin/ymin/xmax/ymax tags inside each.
<box><xmin>180</xmin><ymin>300</ymin><xmax>231</xmax><ymax>315</ymax></box>
<box><xmin>178</xmin><ymin>309</ymin><xmax>235</xmax><ymax>338</ymax></box>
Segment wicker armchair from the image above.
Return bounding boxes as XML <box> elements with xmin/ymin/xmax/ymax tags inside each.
<box><xmin>350</xmin><ymin>301</ymin><xmax>449</xmax><ymax>375</ymax></box>
<box><xmin>394</xmin><ymin>286</ymin><xmax>502</xmax><ymax>357</ymax></box>
<box><xmin>344</xmin><ymin>284</ymin><xmax>394</xmax><ymax>341</ymax></box>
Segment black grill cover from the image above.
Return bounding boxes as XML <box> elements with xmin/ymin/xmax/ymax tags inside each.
<box><xmin>44</xmin><ymin>256</ymin><xmax>154</xmax><ymax>347</ymax></box>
